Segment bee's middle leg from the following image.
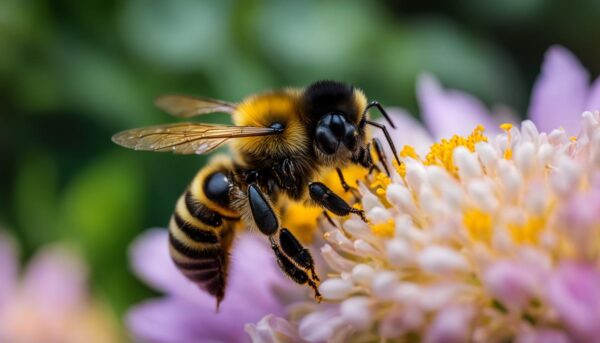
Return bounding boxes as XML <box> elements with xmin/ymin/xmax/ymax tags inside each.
<box><xmin>246</xmin><ymin>183</ymin><xmax>321</xmax><ymax>300</ymax></box>
<box><xmin>309</xmin><ymin>181</ymin><xmax>367</xmax><ymax>222</ymax></box>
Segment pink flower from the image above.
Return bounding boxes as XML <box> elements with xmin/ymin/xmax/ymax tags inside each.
<box><xmin>126</xmin><ymin>229</ymin><xmax>301</xmax><ymax>342</ymax></box>
<box><xmin>0</xmin><ymin>232</ymin><xmax>120</xmax><ymax>343</ymax></box>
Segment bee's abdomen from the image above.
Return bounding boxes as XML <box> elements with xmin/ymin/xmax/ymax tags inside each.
<box><xmin>169</xmin><ymin>170</ymin><xmax>238</xmax><ymax>303</ymax></box>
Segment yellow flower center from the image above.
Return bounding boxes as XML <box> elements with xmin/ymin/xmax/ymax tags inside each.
<box><xmin>507</xmin><ymin>216</ymin><xmax>546</xmax><ymax>245</ymax></box>
<box><xmin>371</xmin><ymin>219</ymin><xmax>395</xmax><ymax>238</ymax></box>
<box><xmin>424</xmin><ymin>125</ymin><xmax>487</xmax><ymax>176</ymax></box>
<box><xmin>394</xmin><ymin>125</ymin><xmax>488</xmax><ymax>178</ymax></box>
<box><xmin>463</xmin><ymin>209</ymin><xmax>493</xmax><ymax>243</ymax></box>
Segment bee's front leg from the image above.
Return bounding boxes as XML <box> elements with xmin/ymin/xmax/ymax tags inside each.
<box><xmin>308</xmin><ymin>182</ymin><xmax>367</xmax><ymax>222</ymax></box>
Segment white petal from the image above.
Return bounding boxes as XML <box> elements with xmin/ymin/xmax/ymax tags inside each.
<box><xmin>371</xmin><ymin>271</ymin><xmax>399</xmax><ymax>300</ymax></box>
<box><xmin>298</xmin><ymin>310</ymin><xmax>343</xmax><ymax>342</ymax></box>
<box><xmin>367</xmin><ymin>207</ymin><xmax>392</xmax><ymax>224</ymax></box>
<box><xmin>351</xmin><ymin>264</ymin><xmax>375</xmax><ymax>286</ymax></box>
<box><xmin>537</xmin><ymin>142</ymin><xmax>554</xmax><ymax>167</ymax></box>
<box><xmin>319</xmin><ymin>279</ymin><xmax>354</xmax><ymax>300</ymax></box>
<box><xmin>418</xmin><ymin>246</ymin><xmax>469</xmax><ymax>275</ymax></box>
<box><xmin>498</xmin><ymin>160</ymin><xmax>522</xmax><ymax>201</ymax></box>
<box><xmin>386</xmin><ymin>184</ymin><xmax>418</xmax><ymax>215</ymax></box>
<box><xmin>582</xmin><ymin>110</ymin><xmax>599</xmax><ymax>139</ymax></box>
<box><xmin>454</xmin><ymin>147</ymin><xmax>482</xmax><ymax>180</ymax></box>
<box><xmin>340</xmin><ymin>296</ymin><xmax>373</xmax><ymax>330</ymax></box>
<box><xmin>405</xmin><ymin>161</ymin><xmax>427</xmax><ymax>193</ymax></box>
<box><xmin>467</xmin><ymin>180</ymin><xmax>498</xmax><ymax>212</ymax></box>
<box><xmin>321</xmin><ymin>244</ymin><xmax>355</xmax><ymax>273</ymax></box>
<box><xmin>386</xmin><ymin>239</ymin><xmax>413</xmax><ymax>267</ymax></box>
<box><xmin>353</xmin><ymin>239</ymin><xmax>380</xmax><ymax>257</ymax></box>
<box><xmin>551</xmin><ymin>155</ymin><xmax>581</xmax><ymax>196</ymax></box>
<box><xmin>521</xmin><ymin>120</ymin><xmax>540</xmax><ymax>144</ymax></box>
<box><xmin>514</xmin><ymin>142</ymin><xmax>536</xmax><ymax>177</ymax></box>
<box><xmin>475</xmin><ymin>142</ymin><xmax>499</xmax><ymax>175</ymax></box>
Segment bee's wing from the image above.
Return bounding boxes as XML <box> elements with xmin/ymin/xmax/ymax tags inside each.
<box><xmin>154</xmin><ymin>95</ymin><xmax>237</xmax><ymax>118</ymax></box>
<box><xmin>112</xmin><ymin>122</ymin><xmax>280</xmax><ymax>155</ymax></box>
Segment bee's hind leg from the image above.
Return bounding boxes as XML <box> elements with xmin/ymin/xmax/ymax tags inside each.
<box><xmin>246</xmin><ymin>183</ymin><xmax>321</xmax><ymax>301</ymax></box>
<box><xmin>308</xmin><ymin>181</ymin><xmax>367</xmax><ymax>222</ymax></box>
<box><xmin>269</xmin><ymin>232</ymin><xmax>321</xmax><ymax>302</ymax></box>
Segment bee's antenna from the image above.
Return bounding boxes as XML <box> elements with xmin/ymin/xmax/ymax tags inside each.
<box><xmin>366</xmin><ymin>120</ymin><xmax>401</xmax><ymax>166</ymax></box>
<box><xmin>364</xmin><ymin>101</ymin><xmax>395</xmax><ymax>129</ymax></box>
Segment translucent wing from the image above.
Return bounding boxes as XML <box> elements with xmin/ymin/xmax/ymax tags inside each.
<box><xmin>155</xmin><ymin>95</ymin><xmax>237</xmax><ymax>118</ymax></box>
<box><xmin>112</xmin><ymin>123</ymin><xmax>280</xmax><ymax>155</ymax></box>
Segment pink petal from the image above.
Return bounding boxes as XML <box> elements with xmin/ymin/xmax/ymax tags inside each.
<box><xmin>585</xmin><ymin>76</ymin><xmax>600</xmax><ymax>112</ymax></box>
<box><xmin>548</xmin><ymin>262</ymin><xmax>600</xmax><ymax>341</ymax></box>
<box><xmin>0</xmin><ymin>232</ymin><xmax>18</xmax><ymax>311</ymax></box>
<box><xmin>516</xmin><ymin>328</ymin><xmax>570</xmax><ymax>343</ymax></box>
<box><xmin>127</xmin><ymin>298</ymin><xmax>243</xmax><ymax>343</ymax></box>
<box><xmin>417</xmin><ymin>74</ymin><xmax>496</xmax><ymax>140</ymax></box>
<box><xmin>374</xmin><ymin>107</ymin><xmax>433</xmax><ymax>159</ymax></box>
<box><xmin>528</xmin><ymin>45</ymin><xmax>589</xmax><ymax>135</ymax></box>
<box><xmin>128</xmin><ymin>228</ymin><xmax>213</xmax><ymax>306</ymax></box>
<box><xmin>21</xmin><ymin>245</ymin><xmax>87</xmax><ymax>314</ymax></box>
<box><xmin>424</xmin><ymin>305</ymin><xmax>474</xmax><ymax>343</ymax></box>
<box><xmin>483</xmin><ymin>260</ymin><xmax>537</xmax><ymax>310</ymax></box>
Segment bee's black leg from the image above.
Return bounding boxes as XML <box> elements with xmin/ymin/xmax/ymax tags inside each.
<box><xmin>269</xmin><ymin>236</ymin><xmax>321</xmax><ymax>302</ymax></box>
<box><xmin>247</xmin><ymin>183</ymin><xmax>321</xmax><ymax>301</ymax></box>
<box><xmin>278</xmin><ymin>229</ymin><xmax>319</xmax><ymax>282</ymax></box>
<box><xmin>366</xmin><ymin>120</ymin><xmax>401</xmax><ymax>166</ymax></box>
<box><xmin>309</xmin><ymin>182</ymin><xmax>367</xmax><ymax>222</ymax></box>
<box><xmin>247</xmin><ymin>183</ymin><xmax>279</xmax><ymax>236</ymax></box>
<box><xmin>335</xmin><ymin>168</ymin><xmax>360</xmax><ymax>199</ymax></box>
<box><xmin>323</xmin><ymin>210</ymin><xmax>338</xmax><ymax>228</ymax></box>
<box><xmin>372</xmin><ymin>137</ymin><xmax>391</xmax><ymax>176</ymax></box>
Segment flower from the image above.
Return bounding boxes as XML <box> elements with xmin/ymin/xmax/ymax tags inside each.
<box><xmin>126</xmin><ymin>229</ymin><xmax>304</xmax><ymax>342</ymax></box>
<box><xmin>0</xmin><ymin>232</ymin><xmax>121</xmax><ymax>343</ymax></box>
<box><xmin>250</xmin><ymin>111</ymin><xmax>600</xmax><ymax>342</ymax></box>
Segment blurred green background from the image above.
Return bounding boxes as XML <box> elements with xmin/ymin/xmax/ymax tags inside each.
<box><xmin>1</xmin><ymin>0</ymin><xmax>599</xmax><ymax>333</ymax></box>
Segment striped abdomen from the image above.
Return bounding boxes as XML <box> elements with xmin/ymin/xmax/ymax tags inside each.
<box><xmin>168</xmin><ymin>163</ymin><xmax>239</xmax><ymax>305</ymax></box>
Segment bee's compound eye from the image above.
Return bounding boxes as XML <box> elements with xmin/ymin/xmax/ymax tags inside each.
<box><xmin>203</xmin><ymin>172</ymin><xmax>231</xmax><ymax>207</ymax></box>
<box><xmin>269</xmin><ymin>122</ymin><xmax>284</xmax><ymax>132</ymax></box>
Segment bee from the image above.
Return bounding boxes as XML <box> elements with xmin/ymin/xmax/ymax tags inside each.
<box><xmin>112</xmin><ymin>81</ymin><xmax>400</xmax><ymax>307</ymax></box>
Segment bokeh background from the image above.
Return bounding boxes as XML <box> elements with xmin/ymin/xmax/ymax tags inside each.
<box><xmin>1</xmin><ymin>0</ymin><xmax>599</xmax><ymax>339</ymax></box>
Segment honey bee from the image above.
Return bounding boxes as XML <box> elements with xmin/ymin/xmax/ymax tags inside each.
<box><xmin>112</xmin><ymin>81</ymin><xmax>399</xmax><ymax>307</ymax></box>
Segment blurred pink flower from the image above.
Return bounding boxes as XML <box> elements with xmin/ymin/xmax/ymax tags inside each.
<box><xmin>0</xmin><ymin>232</ymin><xmax>120</xmax><ymax>343</ymax></box>
<box><xmin>126</xmin><ymin>229</ymin><xmax>301</xmax><ymax>342</ymax></box>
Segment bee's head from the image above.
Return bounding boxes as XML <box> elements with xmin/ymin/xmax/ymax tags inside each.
<box><xmin>315</xmin><ymin>111</ymin><xmax>363</xmax><ymax>155</ymax></box>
